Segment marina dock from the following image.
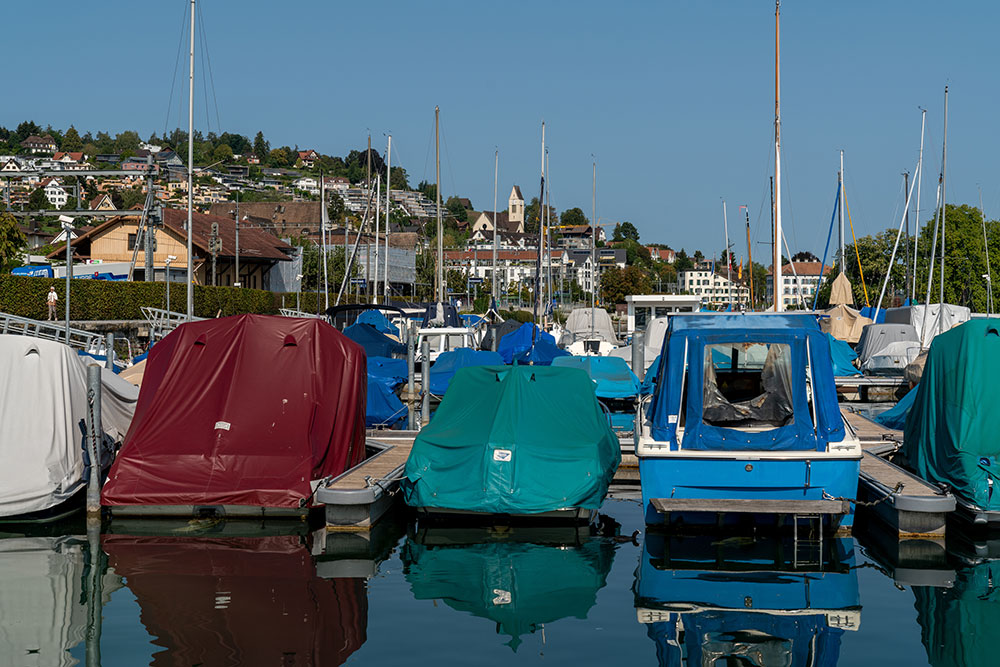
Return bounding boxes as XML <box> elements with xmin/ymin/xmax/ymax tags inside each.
<box><xmin>836</xmin><ymin>375</ymin><xmax>909</xmax><ymax>402</ymax></box>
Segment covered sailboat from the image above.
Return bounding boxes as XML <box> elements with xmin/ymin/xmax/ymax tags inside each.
<box><xmin>559</xmin><ymin>307</ymin><xmax>620</xmax><ymax>355</ymax></box>
<box><xmin>856</xmin><ymin>323</ymin><xmax>921</xmax><ymax>375</ymax></box>
<box><xmin>402</xmin><ymin>364</ymin><xmax>620</xmax><ymax>518</ymax></box>
<box><xmin>637</xmin><ymin>314</ymin><xmax>862</xmax><ymax>528</ymax></box>
<box><xmin>0</xmin><ymin>335</ymin><xmax>138</xmax><ymax>520</ymax></box>
<box><xmin>102</xmin><ymin>315</ymin><xmax>367</xmax><ymax>515</ymax></box>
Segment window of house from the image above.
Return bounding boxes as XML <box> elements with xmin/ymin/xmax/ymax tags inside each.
<box><xmin>702</xmin><ymin>342</ymin><xmax>794</xmax><ymax>429</ymax></box>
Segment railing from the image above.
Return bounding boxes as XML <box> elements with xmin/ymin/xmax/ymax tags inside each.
<box><xmin>278</xmin><ymin>309</ymin><xmax>322</xmax><ymax>319</ymax></box>
<box><xmin>0</xmin><ymin>311</ymin><xmax>104</xmax><ymax>352</ymax></box>
<box><xmin>140</xmin><ymin>307</ymin><xmax>205</xmax><ymax>340</ymax></box>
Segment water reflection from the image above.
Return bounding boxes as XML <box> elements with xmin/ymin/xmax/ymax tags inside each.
<box><xmin>635</xmin><ymin>532</ymin><xmax>861</xmax><ymax>666</ymax></box>
<box><xmin>401</xmin><ymin>524</ymin><xmax>616</xmax><ymax>650</ymax></box>
<box><xmin>104</xmin><ymin>533</ymin><xmax>367</xmax><ymax>667</ymax></box>
<box><xmin>0</xmin><ymin>534</ymin><xmax>118</xmax><ymax>667</ymax></box>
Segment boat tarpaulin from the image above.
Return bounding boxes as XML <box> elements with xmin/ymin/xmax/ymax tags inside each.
<box><xmin>829</xmin><ymin>272</ymin><xmax>854</xmax><ymax>306</ymax></box>
<box><xmin>552</xmin><ymin>355</ymin><xmax>640</xmax><ymax>398</ymax></box>
<box><xmin>874</xmin><ymin>384</ymin><xmax>918</xmax><ymax>431</ymax></box>
<box><xmin>885</xmin><ymin>304</ymin><xmax>971</xmax><ymax>344</ymax></box>
<box><xmin>497</xmin><ymin>323</ymin><xmax>556</xmax><ymax>364</ymax></box>
<box><xmin>428</xmin><ymin>348</ymin><xmax>503</xmax><ymax>395</ymax></box>
<box><xmin>367</xmin><ymin>380</ymin><xmax>407</xmax><ymax>428</ymax></box>
<box><xmin>903</xmin><ymin>320</ymin><xmax>1000</xmax><ymax>510</ymax></box>
<box><xmin>402</xmin><ymin>365</ymin><xmax>620</xmax><ymax>514</ymax></box>
<box><xmin>512</xmin><ymin>337</ymin><xmax>569</xmax><ymax>366</ymax></box>
<box><xmin>367</xmin><ymin>356</ymin><xmax>407</xmax><ymax>389</ymax></box>
<box><xmin>610</xmin><ymin>317</ymin><xmax>668</xmax><ymax>371</ymax></box>
<box><xmin>342</xmin><ymin>322</ymin><xmax>405</xmax><ymax>358</ymax></box>
<box><xmin>649</xmin><ymin>314</ymin><xmax>846</xmax><ymax>451</ymax></box>
<box><xmin>402</xmin><ymin>536</ymin><xmax>614</xmax><ymax>651</ymax></box>
<box><xmin>355</xmin><ymin>309</ymin><xmax>400</xmax><ymax>336</ymax></box>
<box><xmin>827</xmin><ymin>333</ymin><xmax>860</xmax><ymax>377</ymax></box>
<box><xmin>0</xmin><ymin>336</ymin><xmax>138</xmax><ymax>517</ymax></box>
<box><xmin>856</xmin><ymin>324</ymin><xmax>919</xmax><ymax>366</ymax></box>
<box><xmin>562</xmin><ymin>307</ymin><xmax>619</xmax><ymax>344</ymax></box>
<box><xmin>102</xmin><ymin>315</ymin><xmax>366</xmax><ymax>509</ymax></box>
<box><xmin>479</xmin><ymin>319</ymin><xmax>521</xmax><ymax>351</ymax></box>
<box><xmin>820</xmin><ymin>304</ymin><xmax>871</xmax><ymax>343</ymax></box>
<box><xmin>103</xmin><ymin>535</ymin><xmax>367</xmax><ymax>666</ymax></box>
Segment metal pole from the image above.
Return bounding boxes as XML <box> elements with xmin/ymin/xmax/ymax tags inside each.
<box><xmin>435</xmin><ymin>106</ymin><xmax>444</xmax><ymax>304</ymax></box>
<box><xmin>104</xmin><ymin>333</ymin><xmax>114</xmax><ymax>370</ymax></box>
<box><xmin>591</xmin><ymin>159</ymin><xmax>596</xmax><ymax>335</ymax></box>
<box><xmin>321</xmin><ymin>174</ymin><xmax>329</xmax><ymax>309</ymax></box>
<box><xmin>631</xmin><ymin>330</ymin><xmax>645</xmax><ymax>382</ymax></box>
<box><xmin>65</xmin><ymin>226</ymin><xmax>71</xmax><ymax>342</ymax></box>
<box><xmin>533</xmin><ymin>122</ymin><xmax>545</xmax><ymax>330</ymax></box>
<box><xmin>85</xmin><ymin>363</ymin><xmax>103</xmax><ymax>515</ymax></box>
<box><xmin>904</xmin><ymin>171</ymin><xmax>910</xmax><ymax>301</ymax></box>
<box><xmin>407</xmin><ymin>322</ymin><xmax>416</xmax><ymax>430</ymax></box>
<box><xmin>84</xmin><ymin>515</ymin><xmax>103</xmax><ymax>667</ymax></box>
<box><xmin>939</xmin><ymin>86</ymin><xmax>948</xmax><ymax>320</ymax></box>
<box><xmin>385</xmin><ymin>135</ymin><xmax>392</xmax><ymax>303</ymax></box>
<box><xmin>185</xmin><ymin>0</ymin><xmax>195</xmax><ymax>320</ymax></box>
<box><xmin>912</xmin><ymin>109</ymin><xmax>926</xmax><ymax>301</ymax></box>
<box><xmin>492</xmin><ymin>149</ymin><xmax>498</xmax><ymax>301</ymax></box>
<box><xmin>235</xmin><ymin>193</ymin><xmax>240</xmax><ymax>287</ymax></box>
<box><xmin>420</xmin><ymin>338</ymin><xmax>431</xmax><ymax>426</ymax></box>
<box><xmin>839</xmin><ymin>151</ymin><xmax>845</xmax><ymax>273</ymax></box>
<box><xmin>722</xmin><ymin>200</ymin><xmax>731</xmax><ymax>308</ymax></box>
<box><xmin>166</xmin><ymin>268</ymin><xmax>171</xmax><ymax>311</ymax></box>
<box><xmin>773</xmin><ymin>0</ymin><xmax>783</xmax><ymax>312</ymax></box>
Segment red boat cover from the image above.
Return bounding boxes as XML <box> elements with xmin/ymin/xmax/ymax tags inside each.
<box><xmin>102</xmin><ymin>314</ymin><xmax>367</xmax><ymax>508</ymax></box>
<box><xmin>103</xmin><ymin>535</ymin><xmax>367</xmax><ymax>666</ymax></box>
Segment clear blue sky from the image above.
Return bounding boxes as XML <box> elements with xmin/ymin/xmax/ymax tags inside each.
<box><xmin>4</xmin><ymin>1</ymin><xmax>998</xmax><ymax>261</ymax></box>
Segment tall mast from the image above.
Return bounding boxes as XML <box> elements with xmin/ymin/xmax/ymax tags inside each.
<box><xmin>722</xmin><ymin>200</ymin><xmax>731</xmax><ymax>308</ymax></box>
<box><xmin>321</xmin><ymin>172</ymin><xmax>328</xmax><ymax>310</ymax></box>
<box><xmin>366</xmin><ymin>134</ymin><xmax>372</xmax><ymax>300</ymax></box>
<box><xmin>903</xmin><ymin>171</ymin><xmax>910</xmax><ymax>301</ymax></box>
<box><xmin>384</xmin><ymin>134</ymin><xmax>392</xmax><ymax>303</ymax></box>
<box><xmin>838</xmin><ymin>150</ymin><xmax>845</xmax><ymax>274</ymax></box>
<box><xmin>981</xmin><ymin>186</ymin><xmax>994</xmax><ymax>315</ymax></box>
<box><xmin>545</xmin><ymin>148</ymin><xmax>553</xmax><ymax>310</ymax></box>
<box><xmin>939</xmin><ymin>86</ymin><xmax>948</xmax><ymax>312</ymax></box>
<box><xmin>492</xmin><ymin>149</ymin><xmax>499</xmax><ymax>303</ymax></box>
<box><xmin>533</xmin><ymin>122</ymin><xmax>545</xmax><ymax>328</ymax></box>
<box><xmin>373</xmin><ymin>161</ymin><xmax>381</xmax><ymax>302</ymax></box>
<box><xmin>435</xmin><ymin>106</ymin><xmax>443</xmax><ymax>303</ymax></box>
<box><xmin>185</xmin><ymin>0</ymin><xmax>195</xmax><ymax>320</ymax></box>
<box><xmin>772</xmin><ymin>0</ymin><xmax>783</xmax><ymax>312</ymax></box>
<box><xmin>912</xmin><ymin>108</ymin><xmax>925</xmax><ymax>301</ymax></box>
<box><xmin>591</xmin><ymin>158</ymin><xmax>596</xmax><ymax>335</ymax></box>
<box><xmin>744</xmin><ymin>206</ymin><xmax>755</xmax><ymax>308</ymax></box>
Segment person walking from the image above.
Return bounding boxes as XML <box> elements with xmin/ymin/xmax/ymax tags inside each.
<box><xmin>46</xmin><ymin>286</ymin><xmax>58</xmax><ymax>321</ymax></box>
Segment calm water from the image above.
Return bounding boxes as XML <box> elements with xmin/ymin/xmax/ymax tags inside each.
<box><xmin>1</xmin><ymin>491</ymin><xmax>992</xmax><ymax>666</ymax></box>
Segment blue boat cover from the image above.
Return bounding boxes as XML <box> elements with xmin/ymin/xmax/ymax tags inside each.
<box><xmin>342</xmin><ymin>323</ymin><xmax>405</xmax><ymax>358</ymax></box>
<box><xmin>366</xmin><ymin>378</ymin><xmax>406</xmax><ymax>427</ymax></box>
<box><xmin>429</xmin><ymin>348</ymin><xmax>503</xmax><ymax>395</ymax></box>
<box><xmin>859</xmin><ymin>306</ymin><xmax>887</xmax><ymax>324</ymax></box>
<box><xmin>356</xmin><ymin>309</ymin><xmax>400</xmax><ymax>336</ymax></box>
<box><xmin>512</xmin><ymin>337</ymin><xmax>569</xmax><ymax>366</ymax></box>
<box><xmin>367</xmin><ymin>356</ymin><xmax>407</xmax><ymax>389</ymax></box>
<box><xmin>640</xmin><ymin>355</ymin><xmax>661</xmax><ymax>396</ymax></box>
<box><xmin>827</xmin><ymin>333</ymin><xmax>860</xmax><ymax>377</ymax></box>
<box><xmin>552</xmin><ymin>356</ymin><xmax>640</xmax><ymax>398</ymax></box>
<box><xmin>497</xmin><ymin>322</ymin><xmax>556</xmax><ymax>364</ymax></box>
<box><xmin>874</xmin><ymin>385</ymin><xmax>917</xmax><ymax>431</ymax></box>
<box><xmin>649</xmin><ymin>314</ymin><xmax>846</xmax><ymax>451</ymax></box>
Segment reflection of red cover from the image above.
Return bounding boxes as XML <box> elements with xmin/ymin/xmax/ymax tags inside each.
<box><xmin>103</xmin><ymin>535</ymin><xmax>367</xmax><ymax>667</ymax></box>
<box><xmin>103</xmin><ymin>315</ymin><xmax>367</xmax><ymax>508</ymax></box>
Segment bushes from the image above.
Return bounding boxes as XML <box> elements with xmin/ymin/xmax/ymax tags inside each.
<box><xmin>0</xmin><ymin>274</ymin><xmax>336</xmax><ymax>320</ymax></box>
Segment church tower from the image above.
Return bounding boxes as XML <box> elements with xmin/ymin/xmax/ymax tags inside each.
<box><xmin>508</xmin><ymin>185</ymin><xmax>524</xmax><ymax>227</ymax></box>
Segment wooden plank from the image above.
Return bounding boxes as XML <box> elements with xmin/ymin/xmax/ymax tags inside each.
<box><xmin>860</xmin><ymin>452</ymin><xmax>939</xmax><ymax>497</ymax></box>
<box><xmin>651</xmin><ymin>497</ymin><xmax>847</xmax><ymax>515</ymax></box>
<box><xmin>328</xmin><ymin>443</ymin><xmax>411</xmax><ymax>490</ymax></box>
<box><xmin>841</xmin><ymin>408</ymin><xmax>901</xmax><ymax>445</ymax></box>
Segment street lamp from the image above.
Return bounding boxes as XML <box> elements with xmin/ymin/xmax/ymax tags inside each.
<box><xmin>59</xmin><ymin>214</ymin><xmax>74</xmax><ymax>342</ymax></box>
<box><xmin>165</xmin><ymin>255</ymin><xmax>177</xmax><ymax>312</ymax></box>
<box><xmin>296</xmin><ymin>273</ymin><xmax>304</xmax><ymax>312</ymax></box>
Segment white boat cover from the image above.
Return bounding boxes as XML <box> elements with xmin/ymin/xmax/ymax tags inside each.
<box><xmin>861</xmin><ymin>340</ymin><xmax>922</xmax><ymax>375</ymax></box>
<box><xmin>561</xmin><ymin>308</ymin><xmax>619</xmax><ymax>345</ymax></box>
<box><xmin>884</xmin><ymin>304</ymin><xmax>970</xmax><ymax>345</ymax></box>
<box><xmin>0</xmin><ymin>336</ymin><xmax>139</xmax><ymax>517</ymax></box>
<box><xmin>820</xmin><ymin>304</ymin><xmax>872</xmax><ymax>344</ymax></box>
<box><xmin>610</xmin><ymin>316</ymin><xmax>668</xmax><ymax>370</ymax></box>
<box><xmin>855</xmin><ymin>324</ymin><xmax>919</xmax><ymax>373</ymax></box>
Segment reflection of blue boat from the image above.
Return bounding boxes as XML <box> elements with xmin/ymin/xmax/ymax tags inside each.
<box><xmin>403</xmin><ymin>526</ymin><xmax>614</xmax><ymax>651</ymax></box>
<box><xmin>634</xmin><ymin>531</ymin><xmax>861</xmax><ymax>666</ymax></box>
<box><xmin>552</xmin><ymin>356</ymin><xmax>640</xmax><ymax>432</ymax></box>
<box><xmin>637</xmin><ymin>314</ymin><xmax>862</xmax><ymax>529</ymax></box>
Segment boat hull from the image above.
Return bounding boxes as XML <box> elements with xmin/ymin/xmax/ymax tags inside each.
<box><xmin>639</xmin><ymin>455</ymin><xmax>860</xmax><ymax>528</ymax></box>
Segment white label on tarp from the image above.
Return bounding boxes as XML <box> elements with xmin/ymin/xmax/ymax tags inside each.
<box><xmin>668</xmin><ymin>415</ymin><xmax>678</xmax><ymax>424</ymax></box>
<box><xmin>493</xmin><ymin>449</ymin><xmax>512</xmax><ymax>462</ymax></box>
<box><xmin>214</xmin><ymin>421</ymin><xmax>231</xmax><ymax>431</ymax></box>
<box><xmin>492</xmin><ymin>589</ymin><xmax>511</xmax><ymax>605</ymax></box>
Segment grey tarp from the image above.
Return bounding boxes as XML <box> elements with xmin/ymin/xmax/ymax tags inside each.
<box><xmin>561</xmin><ymin>308</ymin><xmax>619</xmax><ymax>345</ymax></box>
<box><xmin>610</xmin><ymin>316</ymin><xmax>668</xmax><ymax>371</ymax></box>
<box><xmin>855</xmin><ymin>324</ymin><xmax>919</xmax><ymax>372</ymax></box>
<box><xmin>0</xmin><ymin>336</ymin><xmax>138</xmax><ymax>517</ymax></box>
<box><xmin>885</xmin><ymin>304</ymin><xmax>970</xmax><ymax>345</ymax></box>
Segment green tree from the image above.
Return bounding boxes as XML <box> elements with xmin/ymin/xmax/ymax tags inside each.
<box><xmin>389</xmin><ymin>166</ymin><xmax>409</xmax><ymax>191</ymax></box>
<box><xmin>212</xmin><ymin>143</ymin><xmax>234</xmax><ymax>163</ymax></box>
<box><xmin>560</xmin><ymin>207</ymin><xmax>588</xmax><ymax>227</ymax></box>
<box><xmin>28</xmin><ymin>187</ymin><xmax>51</xmax><ymax>210</ymax></box>
<box><xmin>417</xmin><ymin>180</ymin><xmax>437</xmax><ymax>203</ymax></box>
<box><xmin>327</xmin><ymin>192</ymin><xmax>346</xmax><ymax>225</ymax></box>
<box><xmin>114</xmin><ymin>130</ymin><xmax>141</xmax><ymax>153</ymax></box>
<box><xmin>622</xmin><ymin>238</ymin><xmax>652</xmax><ymax>268</ymax></box>
<box><xmin>0</xmin><ymin>211</ymin><xmax>26</xmax><ymax>270</ymax></box>
<box><xmin>61</xmin><ymin>196</ymin><xmax>78</xmax><ymax>211</ymax></box>
<box><xmin>613</xmin><ymin>221</ymin><xmax>640</xmax><ymax>242</ymax></box>
<box><xmin>14</xmin><ymin>121</ymin><xmax>40</xmax><ymax>144</ymax></box>
<box><xmin>674</xmin><ymin>248</ymin><xmax>694</xmax><ymax>272</ymax></box>
<box><xmin>601</xmin><ymin>265</ymin><xmax>651</xmax><ymax>308</ymax></box>
<box><xmin>253</xmin><ymin>131</ymin><xmax>269</xmax><ymax>158</ymax></box>
<box><xmin>120</xmin><ymin>187</ymin><xmax>146</xmax><ymax>209</ymax></box>
<box><xmin>445</xmin><ymin>195</ymin><xmax>468</xmax><ymax>222</ymax></box>
<box><xmin>61</xmin><ymin>126</ymin><xmax>83</xmax><ymax>152</ymax></box>
<box><xmin>267</xmin><ymin>147</ymin><xmax>291</xmax><ymax>168</ymax></box>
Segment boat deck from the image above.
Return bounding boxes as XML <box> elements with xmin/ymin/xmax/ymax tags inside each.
<box><xmin>836</xmin><ymin>375</ymin><xmax>908</xmax><ymax>401</ymax></box>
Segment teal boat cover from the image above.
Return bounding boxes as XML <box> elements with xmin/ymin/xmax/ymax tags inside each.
<box><xmin>914</xmin><ymin>560</ymin><xmax>1000</xmax><ymax>667</ymax></box>
<box><xmin>903</xmin><ymin>320</ymin><xmax>1000</xmax><ymax>510</ymax></box>
<box><xmin>827</xmin><ymin>333</ymin><xmax>860</xmax><ymax>377</ymax></box>
<box><xmin>874</xmin><ymin>384</ymin><xmax>918</xmax><ymax>430</ymax></box>
<box><xmin>356</xmin><ymin>309</ymin><xmax>399</xmax><ymax>336</ymax></box>
<box><xmin>402</xmin><ymin>537</ymin><xmax>614</xmax><ymax>650</ymax></box>
<box><xmin>552</xmin><ymin>356</ymin><xmax>639</xmax><ymax>398</ymax></box>
<box><xmin>402</xmin><ymin>365</ymin><xmax>620</xmax><ymax>514</ymax></box>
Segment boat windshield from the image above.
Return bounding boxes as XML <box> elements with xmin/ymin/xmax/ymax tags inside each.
<box><xmin>702</xmin><ymin>342</ymin><xmax>794</xmax><ymax>429</ymax></box>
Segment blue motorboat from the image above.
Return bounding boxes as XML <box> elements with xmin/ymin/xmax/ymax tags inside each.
<box><xmin>634</xmin><ymin>531</ymin><xmax>860</xmax><ymax>665</ymax></box>
<box><xmin>636</xmin><ymin>314</ymin><xmax>862</xmax><ymax>529</ymax></box>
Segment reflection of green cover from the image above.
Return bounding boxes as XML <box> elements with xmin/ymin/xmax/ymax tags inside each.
<box><xmin>903</xmin><ymin>320</ymin><xmax>1000</xmax><ymax>510</ymax></box>
<box><xmin>402</xmin><ymin>365</ymin><xmax>620</xmax><ymax>514</ymax></box>
<box><xmin>914</xmin><ymin>561</ymin><xmax>1000</xmax><ymax>667</ymax></box>
<box><xmin>402</xmin><ymin>537</ymin><xmax>615</xmax><ymax>650</ymax></box>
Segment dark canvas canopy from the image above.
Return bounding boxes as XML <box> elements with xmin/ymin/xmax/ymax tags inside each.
<box><xmin>403</xmin><ymin>365</ymin><xmax>620</xmax><ymax>514</ymax></box>
<box><xmin>102</xmin><ymin>315</ymin><xmax>367</xmax><ymax>509</ymax></box>
<box><xmin>479</xmin><ymin>319</ymin><xmax>521</xmax><ymax>351</ymax></box>
<box><xmin>343</xmin><ymin>323</ymin><xmax>405</xmax><ymax>358</ymax></box>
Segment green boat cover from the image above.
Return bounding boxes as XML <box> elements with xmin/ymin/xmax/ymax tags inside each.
<box><xmin>402</xmin><ymin>365</ymin><xmax>620</xmax><ymax>514</ymax></box>
<box><xmin>913</xmin><ymin>560</ymin><xmax>1000</xmax><ymax>667</ymax></box>
<box><xmin>903</xmin><ymin>320</ymin><xmax>1000</xmax><ymax>510</ymax></box>
<box><xmin>402</xmin><ymin>537</ymin><xmax>615</xmax><ymax>650</ymax></box>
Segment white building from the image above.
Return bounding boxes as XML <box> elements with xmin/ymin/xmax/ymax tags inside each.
<box><xmin>765</xmin><ymin>261</ymin><xmax>832</xmax><ymax>310</ymax></box>
<box><xmin>625</xmin><ymin>294</ymin><xmax>702</xmax><ymax>334</ymax></box>
<box><xmin>679</xmin><ymin>268</ymin><xmax>750</xmax><ymax>307</ymax></box>
<box><xmin>40</xmin><ymin>178</ymin><xmax>69</xmax><ymax>208</ymax></box>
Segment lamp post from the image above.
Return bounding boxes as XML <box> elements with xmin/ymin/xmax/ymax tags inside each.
<box><xmin>59</xmin><ymin>215</ymin><xmax>74</xmax><ymax>342</ymax></box>
<box><xmin>165</xmin><ymin>255</ymin><xmax>177</xmax><ymax>312</ymax></box>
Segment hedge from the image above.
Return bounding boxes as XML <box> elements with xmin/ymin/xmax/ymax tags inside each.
<box><xmin>0</xmin><ymin>275</ymin><xmax>355</xmax><ymax>321</ymax></box>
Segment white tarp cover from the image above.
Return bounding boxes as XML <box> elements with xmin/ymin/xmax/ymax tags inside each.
<box><xmin>610</xmin><ymin>316</ymin><xmax>668</xmax><ymax>370</ymax></box>
<box><xmin>862</xmin><ymin>340</ymin><xmax>922</xmax><ymax>375</ymax></box>
<box><xmin>561</xmin><ymin>308</ymin><xmax>619</xmax><ymax>345</ymax></box>
<box><xmin>884</xmin><ymin>304</ymin><xmax>971</xmax><ymax>345</ymax></box>
<box><xmin>855</xmin><ymin>324</ymin><xmax>919</xmax><ymax>369</ymax></box>
<box><xmin>0</xmin><ymin>336</ymin><xmax>138</xmax><ymax>517</ymax></box>
<box><xmin>820</xmin><ymin>304</ymin><xmax>872</xmax><ymax>344</ymax></box>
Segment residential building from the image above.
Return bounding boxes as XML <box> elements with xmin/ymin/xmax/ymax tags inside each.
<box><xmin>89</xmin><ymin>193</ymin><xmax>116</xmax><ymax>211</ymax></box>
<box><xmin>679</xmin><ymin>268</ymin><xmax>750</xmax><ymax>307</ymax></box>
<box><xmin>296</xmin><ymin>150</ymin><xmax>319</xmax><ymax>168</ymax></box>
<box><xmin>39</xmin><ymin>178</ymin><xmax>69</xmax><ymax>208</ymax></box>
<box><xmin>246</xmin><ymin>154</ymin><xmax>260</xmax><ymax>165</ymax></box>
<box><xmin>20</xmin><ymin>134</ymin><xmax>58</xmax><ymax>154</ymax></box>
<box><xmin>51</xmin><ymin>152</ymin><xmax>85</xmax><ymax>169</ymax></box>
<box><xmin>765</xmin><ymin>261</ymin><xmax>833</xmax><ymax>309</ymax></box>
<box><xmin>469</xmin><ymin>210</ymin><xmax>524</xmax><ymax>236</ymax></box>
<box><xmin>557</xmin><ymin>225</ymin><xmax>606</xmax><ymax>249</ymax></box>
<box><xmin>647</xmin><ymin>246</ymin><xmax>675</xmax><ymax>263</ymax></box>
<box><xmin>209</xmin><ymin>201</ymin><xmax>322</xmax><ymax>238</ymax></box>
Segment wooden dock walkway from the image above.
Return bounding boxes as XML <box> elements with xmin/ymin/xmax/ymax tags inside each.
<box><xmin>841</xmin><ymin>408</ymin><xmax>902</xmax><ymax>447</ymax></box>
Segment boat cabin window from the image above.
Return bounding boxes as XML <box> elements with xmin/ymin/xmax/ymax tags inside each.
<box><xmin>702</xmin><ymin>343</ymin><xmax>794</xmax><ymax>428</ymax></box>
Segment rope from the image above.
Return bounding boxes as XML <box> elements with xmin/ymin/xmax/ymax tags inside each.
<box><xmin>823</xmin><ymin>481</ymin><xmax>903</xmax><ymax>508</ymax></box>
<box><xmin>844</xmin><ymin>193</ymin><xmax>870</xmax><ymax>306</ymax></box>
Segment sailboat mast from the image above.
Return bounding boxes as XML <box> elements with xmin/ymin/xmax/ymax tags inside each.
<box><xmin>939</xmin><ymin>86</ymin><xmax>948</xmax><ymax>314</ymax></box>
<box><xmin>773</xmin><ymin>0</ymin><xmax>783</xmax><ymax>312</ymax></box>
<box><xmin>185</xmin><ymin>0</ymin><xmax>195</xmax><ymax>320</ymax></box>
<box><xmin>744</xmin><ymin>206</ymin><xmax>754</xmax><ymax>308</ymax></box>
<box><xmin>545</xmin><ymin>149</ymin><xmax>553</xmax><ymax>310</ymax></box>
<box><xmin>722</xmin><ymin>200</ymin><xmax>731</xmax><ymax>308</ymax></box>
<box><xmin>435</xmin><ymin>106</ymin><xmax>443</xmax><ymax>303</ymax></box>
<box><xmin>384</xmin><ymin>134</ymin><xmax>392</xmax><ymax>303</ymax></box>
<box><xmin>838</xmin><ymin>151</ymin><xmax>845</xmax><ymax>274</ymax></box>
<box><xmin>980</xmin><ymin>186</ymin><xmax>993</xmax><ymax>315</ymax></box>
<box><xmin>533</xmin><ymin>122</ymin><xmax>545</xmax><ymax>327</ymax></box>
<box><xmin>912</xmin><ymin>108</ymin><xmax>925</xmax><ymax>302</ymax></box>
<box><xmin>321</xmin><ymin>173</ymin><xmax>328</xmax><ymax>310</ymax></box>
<box><xmin>366</xmin><ymin>134</ymin><xmax>372</xmax><ymax>301</ymax></box>
<box><xmin>591</xmin><ymin>159</ymin><xmax>596</xmax><ymax>336</ymax></box>
<box><xmin>492</xmin><ymin>149</ymin><xmax>498</xmax><ymax>303</ymax></box>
